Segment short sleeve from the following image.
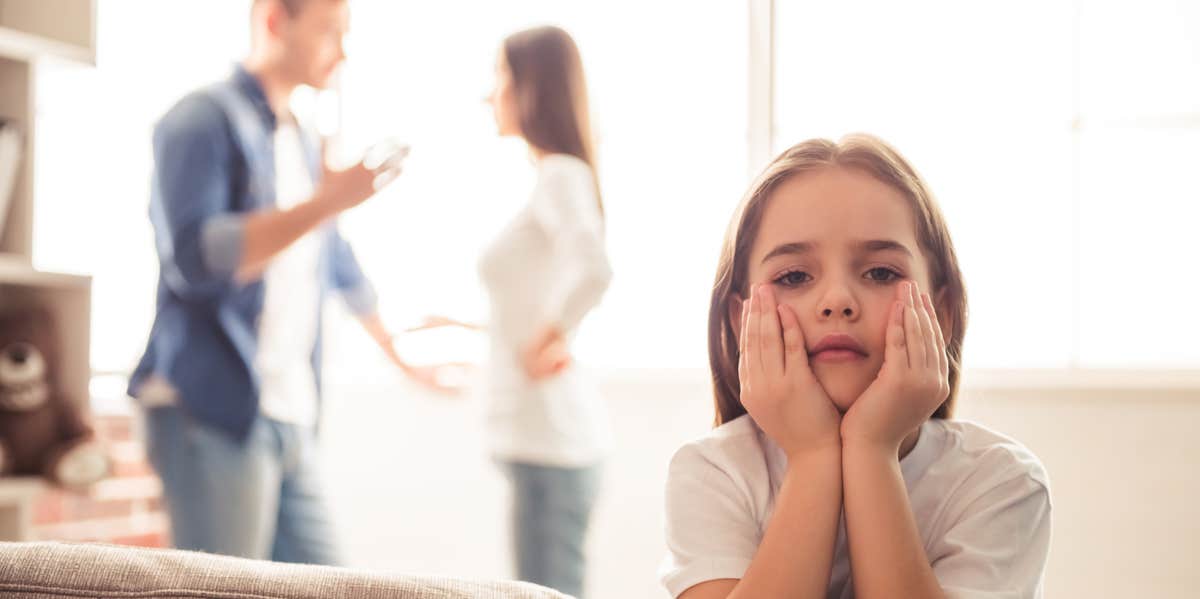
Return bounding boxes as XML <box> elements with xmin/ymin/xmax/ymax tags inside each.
<box><xmin>931</xmin><ymin>472</ymin><xmax>1052</xmax><ymax>599</ymax></box>
<box><xmin>659</xmin><ymin>442</ymin><xmax>761</xmax><ymax>598</ymax></box>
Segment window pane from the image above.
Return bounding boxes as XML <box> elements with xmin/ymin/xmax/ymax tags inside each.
<box><xmin>774</xmin><ymin>0</ymin><xmax>1075</xmax><ymax>368</ymax></box>
<box><xmin>34</xmin><ymin>1</ymin><xmax>249</xmax><ymax>373</ymax></box>
<box><xmin>335</xmin><ymin>1</ymin><xmax>748</xmax><ymax>370</ymax></box>
<box><xmin>1077</xmin><ymin>127</ymin><xmax>1200</xmax><ymax>368</ymax></box>
<box><xmin>1079</xmin><ymin>0</ymin><xmax>1200</xmax><ymax>120</ymax></box>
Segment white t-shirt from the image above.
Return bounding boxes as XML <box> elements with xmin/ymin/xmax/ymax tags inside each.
<box><xmin>477</xmin><ymin>154</ymin><xmax>613</xmax><ymax>467</ymax></box>
<box><xmin>660</xmin><ymin>415</ymin><xmax>1052</xmax><ymax>599</ymax></box>
<box><xmin>254</xmin><ymin>122</ymin><xmax>321</xmax><ymax>428</ymax></box>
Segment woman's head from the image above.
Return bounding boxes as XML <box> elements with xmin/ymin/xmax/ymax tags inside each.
<box><xmin>708</xmin><ymin>134</ymin><xmax>967</xmax><ymax>425</ymax></box>
<box><xmin>489</xmin><ymin>26</ymin><xmax>596</xmax><ymax>166</ymax></box>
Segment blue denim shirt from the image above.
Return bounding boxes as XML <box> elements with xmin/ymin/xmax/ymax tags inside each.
<box><xmin>128</xmin><ymin>66</ymin><xmax>378</xmax><ymax>441</ymax></box>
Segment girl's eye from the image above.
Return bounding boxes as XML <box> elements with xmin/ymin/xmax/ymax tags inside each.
<box><xmin>773</xmin><ymin>270</ymin><xmax>811</xmax><ymax>287</ymax></box>
<box><xmin>864</xmin><ymin>267</ymin><xmax>902</xmax><ymax>283</ymax></box>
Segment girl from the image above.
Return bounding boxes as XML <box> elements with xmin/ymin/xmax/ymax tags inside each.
<box><xmin>661</xmin><ymin>135</ymin><xmax>1051</xmax><ymax>598</ymax></box>
<box><xmin>431</xmin><ymin>26</ymin><xmax>611</xmax><ymax>598</ymax></box>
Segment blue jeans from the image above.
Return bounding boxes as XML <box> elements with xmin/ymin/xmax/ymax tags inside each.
<box><xmin>500</xmin><ymin>460</ymin><xmax>602</xmax><ymax>598</ymax></box>
<box><xmin>143</xmin><ymin>406</ymin><xmax>341</xmax><ymax>565</ymax></box>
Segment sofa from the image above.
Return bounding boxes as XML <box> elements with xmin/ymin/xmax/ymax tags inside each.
<box><xmin>0</xmin><ymin>541</ymin><xmax>569</xmax><ymax>598</ymax></box>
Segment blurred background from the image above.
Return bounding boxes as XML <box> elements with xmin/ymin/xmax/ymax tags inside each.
<box><xmin>6</xmin><ymin>0</ymin><xmax>1198</xmax><ymax>597</ymax></box>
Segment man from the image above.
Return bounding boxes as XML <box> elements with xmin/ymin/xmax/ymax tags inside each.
<box><xmin>128</xmin><ymin>0</ymin><xmax>432</xmax><ymax>564</ymax></box>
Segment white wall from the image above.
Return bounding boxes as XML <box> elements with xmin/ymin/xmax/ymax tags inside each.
<box><xmin>320</xmin><ymin>367</ymin><xmax>1200</xmax><ymax>598</ymax></box>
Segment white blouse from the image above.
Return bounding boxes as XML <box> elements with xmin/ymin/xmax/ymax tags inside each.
<box><xmin>477</xmin><ymin>154</ymin><xmax>613</xmax><ymax>467</ymax></box>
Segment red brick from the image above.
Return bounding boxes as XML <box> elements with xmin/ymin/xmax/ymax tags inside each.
<box><xmin>32</xmin><ymin>491</ymin><xmax>65</xmax><ymax>525</ymax></box>
<box><xmin>112</xmin><ymin>460</ymin><xmax>154</xmax><ymax>478</ymax></box>
<box><xmin>110</xmin><ymin>531</ymin><xmax>168</xmax><ymax>548</ymax></box>
<box><xmin>146</xmin><ymin>496</ymin><xmax>166</xmax><ymax>513</ymax></box>
<box><xmin>63</xmin><ymin>496</ymin><xmax>134</xmax><ymax>521</ymax></box>
<box><xmin>94</xmin><ymin>415</ymin><xmax>134</xmax><ymax>442</ymax></box>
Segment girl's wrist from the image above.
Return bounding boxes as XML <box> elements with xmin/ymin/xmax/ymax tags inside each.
<box><xmin>783</xmin><ymin>436</ymin><xmax>843</xmax><ymax>464</ymax></box>
<box><xmin>840</xmin><ymin>433</ymin><xmax>902</xmax><ymax>464</ymax></box>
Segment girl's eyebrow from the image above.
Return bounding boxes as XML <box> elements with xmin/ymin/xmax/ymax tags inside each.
<box><xmin>760</xmin><ymin>239</ymin><xmax>914</xmax><ymax>264</ymax></box>
<box><xmin>760</xmin><ymin>241</ymin><xmax>815</xmax><ymax>264</ymax></box>
<box><xmin>858</xmin><ymin>239</ymin><xmax>915</xmax><ymax>258</ymax></box>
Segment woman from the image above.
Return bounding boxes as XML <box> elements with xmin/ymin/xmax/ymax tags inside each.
<box><xmin>433</xmin><ymin>26</ymin><xmax>612</xmax><ymax>598</ymax></box>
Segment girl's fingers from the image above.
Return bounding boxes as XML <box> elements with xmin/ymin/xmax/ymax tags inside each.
<box><xmin>903</xmin><ymin>282</ymin><xmax>925</xmax><ymax>370</ymax></box>
<box><xmin>884</xmin><ymin>296</ymin><xmax>906</xmax><ymax>369</ymax></box>
<box><xmin>777</xmin><ymin>301</ymin><xmax>809</xmax><ymax>376</ymax></box>
<box><xmin>745</xmin><ymin>286</ymin><xmax>763</xmax><ymax>380</ymax></box>
<box><xmin>759</xmin><ymin>285</ymin><xmax>785</xmax><ymax>377</ymax></box>
<box><xmin>914</xmin><ymin>288</ymin><xmax>938</xmax><ymax>370</ymax></box>
<box><xmin>923</xmin><ymin>292</ymin><xmax>950</xmax><ymax>379</ymax></box>
<box><xmin>737</xmin><ymin>293</ymin><xmax>751</xmax><ymax>380</ymax></box>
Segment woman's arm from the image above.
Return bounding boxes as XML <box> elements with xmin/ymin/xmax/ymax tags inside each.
<box><xmin>531</xmin><ymin>161</ymin><xmax>613</xmax><ymax>334</ymax></box>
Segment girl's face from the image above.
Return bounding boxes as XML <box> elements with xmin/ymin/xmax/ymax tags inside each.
<box><xmin>737</xmin><ymin>166</ymin><xmax>938</xmax><ymax>412</ymax></box>
<box><xmin>488</xmin><ymin>52</ymin><xmax>521</xmax><ymax>137</ymax></box>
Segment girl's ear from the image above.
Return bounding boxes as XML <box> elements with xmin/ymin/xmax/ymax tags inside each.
<box><xmin>728</xmin><ymin>294</ymin><xmax>745</xmax><ymax>346</ymax></box>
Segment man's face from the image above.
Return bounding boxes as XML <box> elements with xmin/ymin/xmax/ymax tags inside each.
<box><xmin>275</xmin><ymin>0</ymin><xmax>349</xmax><ymax>89</ymax></box>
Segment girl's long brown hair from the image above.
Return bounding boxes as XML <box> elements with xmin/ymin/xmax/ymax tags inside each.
<box><xmin>503</xmin><ymin>26</ymin><xmax>602</xmax><ymax>215</ymax></box>
<box><xmin>708</xmin><ymin>134</ymin><xmax>968</xmax><ymax>426</ymax></box>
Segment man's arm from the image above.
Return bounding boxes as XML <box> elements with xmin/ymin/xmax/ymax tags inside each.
<box><xmin>235</xmin><ymin>161</ymin><xmax>388</xmax><ymax>283</ymax></box>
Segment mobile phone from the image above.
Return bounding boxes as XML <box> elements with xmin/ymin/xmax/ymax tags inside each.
<box><xmin>364</xmin><ymin>139</ymin><xmax>411</xmax><ymax>173</ymax></box>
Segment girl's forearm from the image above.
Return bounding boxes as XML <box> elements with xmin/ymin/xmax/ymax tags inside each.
<box><xmin>725</xmin><ymin>448</ymin><xmax>843</xmax><ymax>599</ymax></box>
<box><xmin>842</xmin><ymin>442</ymin><xmax>945</xmax><ymax>599</ymax></box>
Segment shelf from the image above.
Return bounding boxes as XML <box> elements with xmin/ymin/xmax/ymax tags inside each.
<box><xmin>0</xmin><ymin>255</ymin><xmax>92</xmax><ymax>411</ymax></box>
<box><xmin>0</xmin><ymin>477</ymin><xmax>44</xmax><ymax>503</ymax></box>
<box><xmin>0</xmin><ymin>253</ymin><xmax>89</xmax><ymax>288</ymax></box>
<box><xmin>0</xmin><ymin>25</ymin><xmax>92</xmax><ymax>64</ymax></box>
<box><xmin>0</xmin><ymin>476</ymin><xmax>45</xmax><ymax>541</ymax></box>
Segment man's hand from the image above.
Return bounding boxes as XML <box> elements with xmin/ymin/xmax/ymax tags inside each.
<box><xmin>314</xmin><ymin>156</ymin><xmax>402</xmax><ymax>214</ymax></box>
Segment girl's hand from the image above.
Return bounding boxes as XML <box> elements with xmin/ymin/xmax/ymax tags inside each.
<box><xmin>739</xmin><ymin>284</ymin><xmax>841</xmax><ymax>458</ymax></box>
<box><xmin>522</xmin><ymin>324</ymin><xmax>571</xmax><ymax>381</ymax></box>
<box><xmin>841</xmin><ymin>281</ymin><xmax>949</xmax><ymax>453</ymax></box>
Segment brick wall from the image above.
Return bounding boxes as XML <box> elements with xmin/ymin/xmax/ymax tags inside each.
<box><xmin>30</xmin><ymin>412</ymin><xmax>169</xmax><ymax>547</ymax></box>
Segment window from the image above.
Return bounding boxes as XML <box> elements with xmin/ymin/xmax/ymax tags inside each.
<box><xmin>34</xmin><ymin>0</ymin><xmax>249</xmax><ymax>373</ymax></box>
<box><xmin>773</xmin><ymin>0</ymin><xmax>1200</xmax><ymax>369</ymax></box>
<box><xmin>34</xmin><ymin>1</ymin><xmax>1195</xmax><ymax>379</ymax></box>
<box><xmin>329</xmin><ymin>1</ymin><xmax>748</xmax><ymax>370</ymax></box>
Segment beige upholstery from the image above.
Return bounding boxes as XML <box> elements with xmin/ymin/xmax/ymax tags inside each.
<box><xmin>0</xmin><ymin>542</ymin><xmax>570</xmax><ymax>598</ymax></box>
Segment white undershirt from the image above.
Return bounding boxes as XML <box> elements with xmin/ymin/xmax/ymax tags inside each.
<box><xmin>255</xmin><ymin>122</ymin><xmax>321</xmax><ymax>427</ymax></box>
<box><xmin>477</xmin><ymin>154</ymin><xmax>614</xmax><ymax>467</ymax></box>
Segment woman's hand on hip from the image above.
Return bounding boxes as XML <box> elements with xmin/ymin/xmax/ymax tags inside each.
<box><xmin>522</xmin><ymin>324</ymin><xmax>571</xmax><ymax>381</ymax></box>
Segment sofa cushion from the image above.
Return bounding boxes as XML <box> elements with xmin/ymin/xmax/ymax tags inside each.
<box><xmin>0</xmin><ymin>542</ymin><xmax>569</xmax><ymax>598</ymax></box>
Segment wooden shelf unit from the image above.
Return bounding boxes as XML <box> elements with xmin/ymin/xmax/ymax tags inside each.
<box><xmin>0</xmin><ymin>0</ymin><xmax>96</xmax><ymax>542</ymax></box>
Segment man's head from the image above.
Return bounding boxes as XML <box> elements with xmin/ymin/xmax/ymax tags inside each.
<box><xmin>250</xmin><ymin>0</ymin><xmax>348</xmax><ymax>89</ymax></box>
